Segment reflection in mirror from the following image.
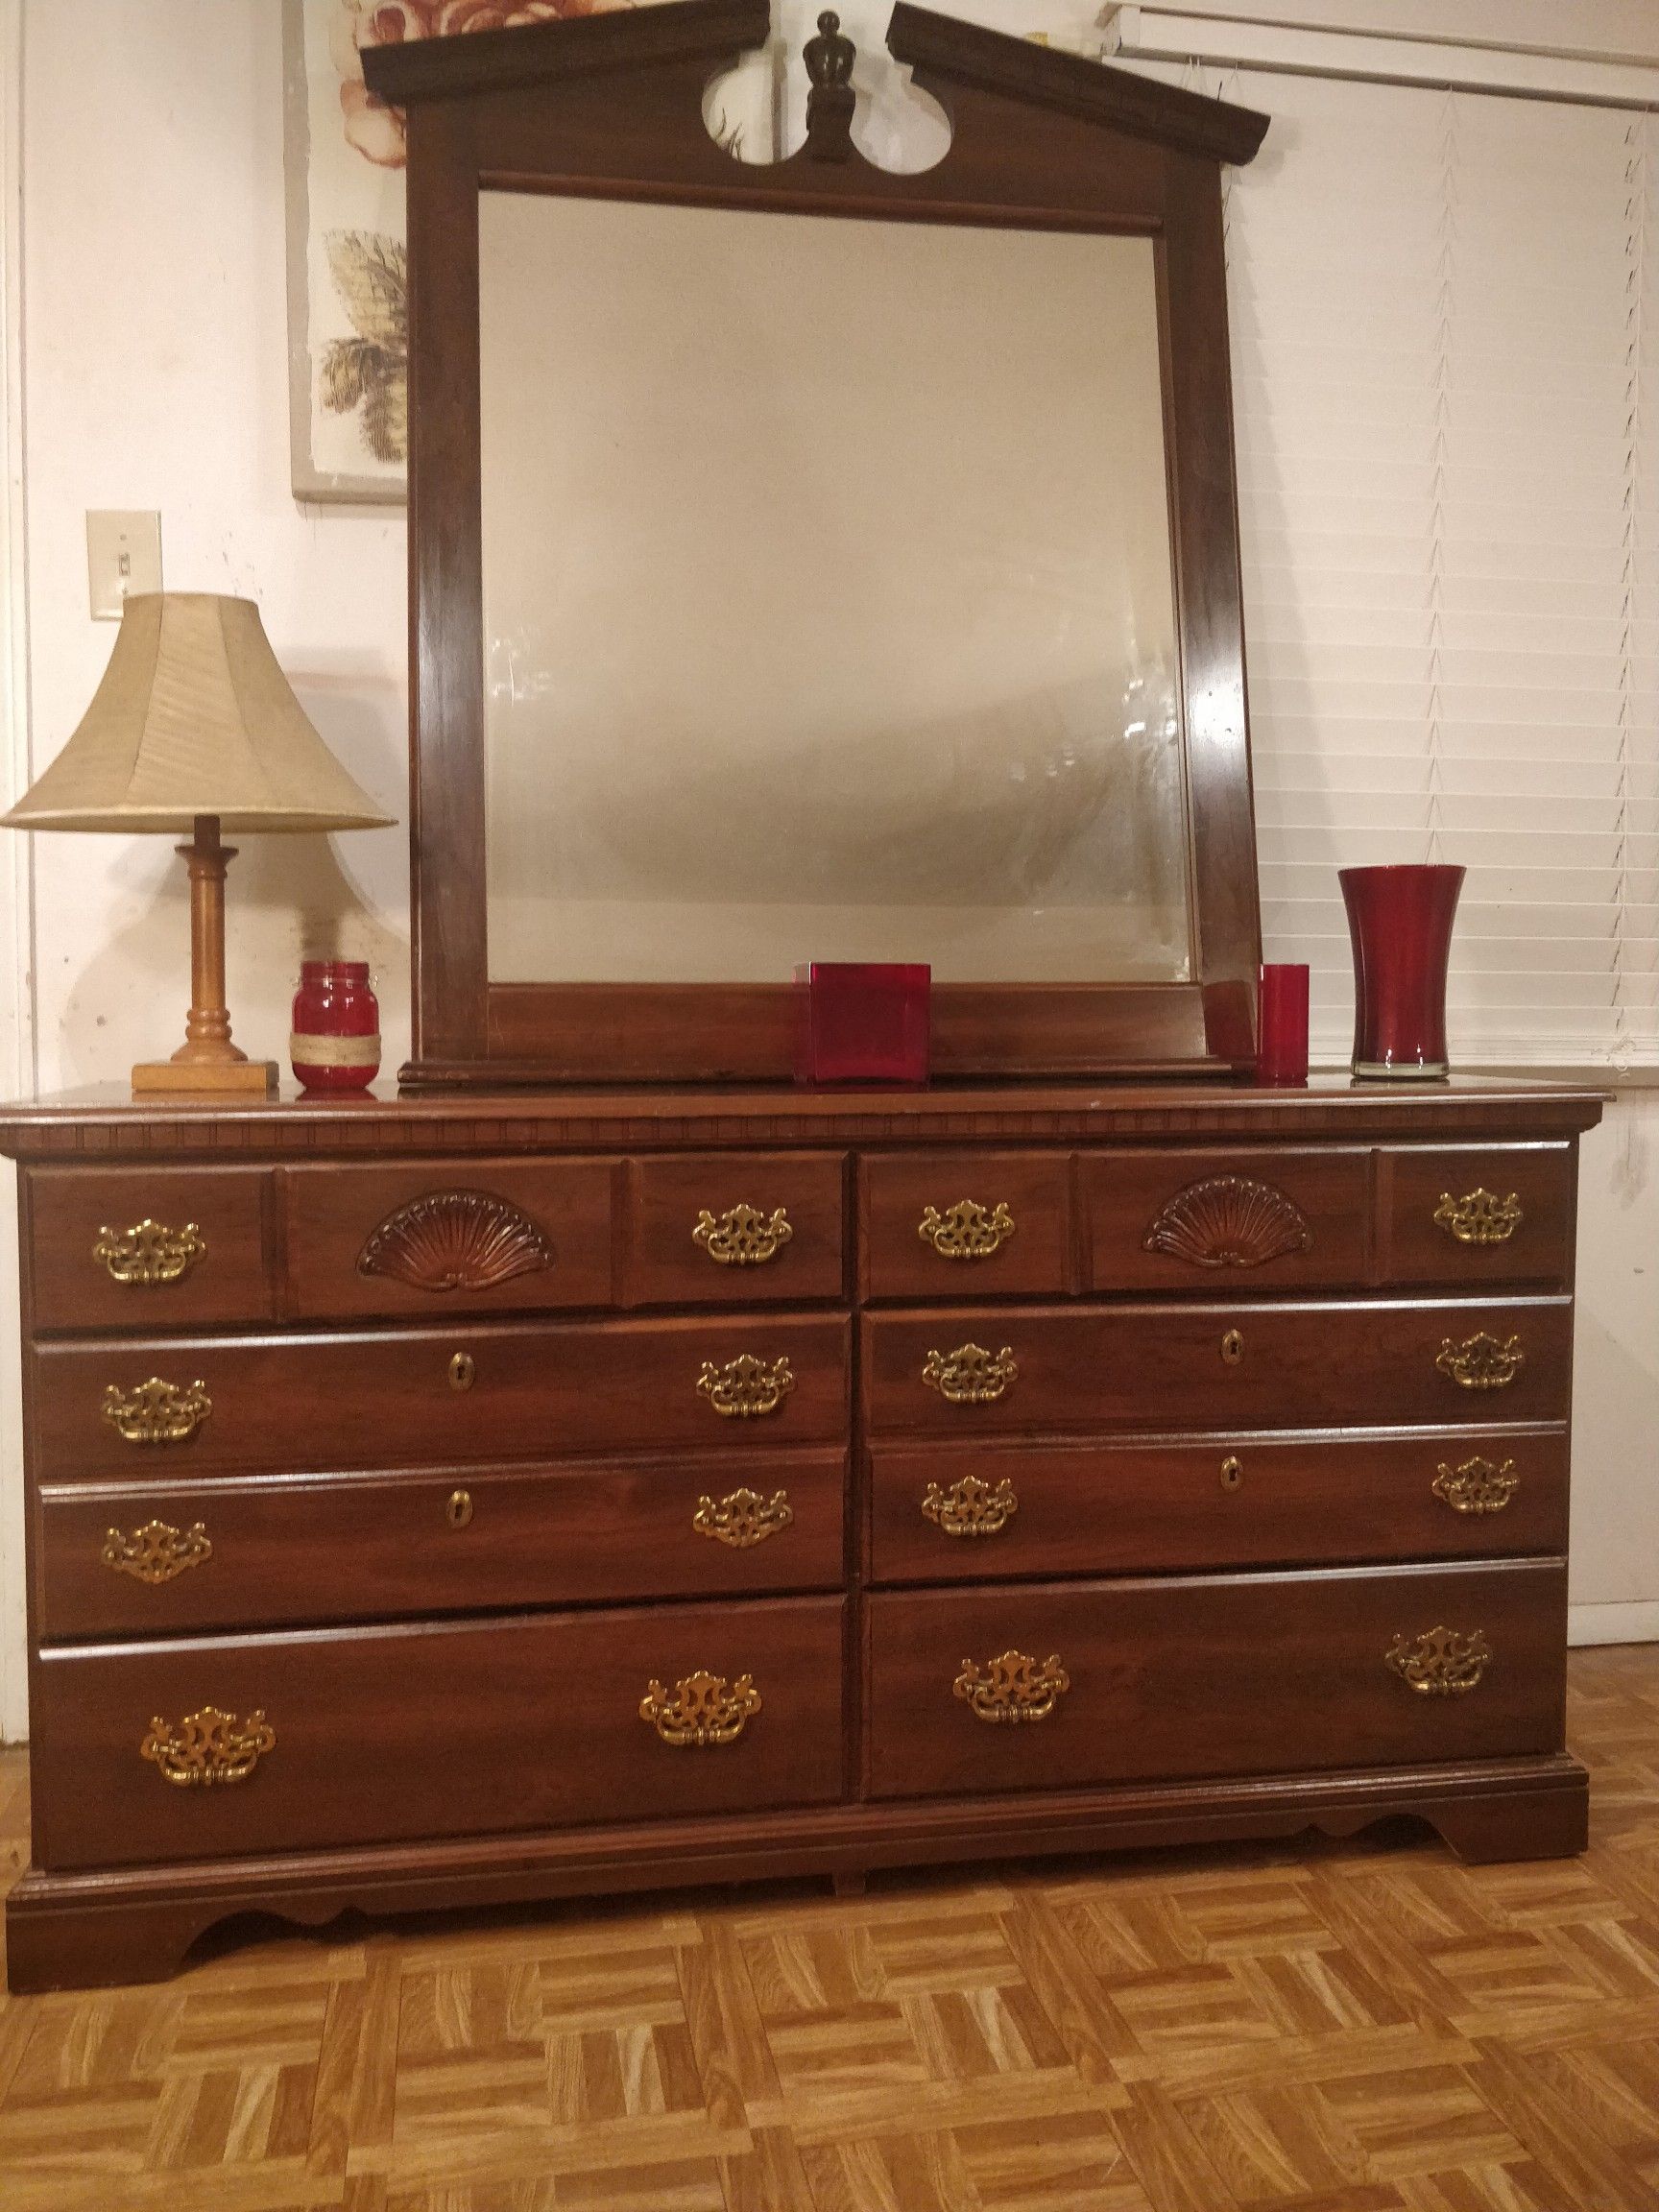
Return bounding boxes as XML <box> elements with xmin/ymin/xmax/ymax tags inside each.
<box><xmin>480</xmin><ymin>192</ymin><xmax>1190</xmax><ymax>985</ymax></box>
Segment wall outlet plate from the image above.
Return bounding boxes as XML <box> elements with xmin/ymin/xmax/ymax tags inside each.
<box><xmin>86</xmin><ymin>511</ymin><xmax>162</xmax><ymax>620</ymax></box>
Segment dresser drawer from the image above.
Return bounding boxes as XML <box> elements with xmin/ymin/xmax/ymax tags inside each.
<box><xmin>861</xmin><ymin>1152</ymin><xmax>1070</xmax><ymax>1299</ymax></box>
<box><xmin>33</xmin><ymin>1314</ymin><xmax>851</xmax><ymax>1480</ymax></box>
<box><xmin>862</xmin><ymin>1297</ymin><xmax>1573</xmax><ymax>1436</ymax></box>
<box><xmin>38</xmin><ymin>1447</ymin><xmax>848</xmax><ymax>1637</ymax></box>
<box><xmin>32</xmin><ymin>1594</ymin><xmax>846</xmax><ymax>1870</ymax></box>
<box><xmin>282</xmin><ymin>1160</ymin><xmax>615</xmax><ymax>1320</ymax></box>
<box><xmin>867</xmin><ymin>1562</ymin><xmax>1566</xmax><ymax>1798</ymax></box>
<box><xmin>1082</xmin><ymin>1147</ymin><xmax>1371</xmax><ymax>1293</ymax></box>
<box><xmin>1379</xmin><ymin>1145</ymin><xmax>1575</xmax><ymax>1288</ymax></box>
<box><xmin>27</xmin><ymin>1168</ymin><xmax>273</xmax><ymax>1334</ymax></box>
<box><xmin>869</xmin><ymin>1429</ymin><xmax>1569</xmax><ymax>1584</ymax></box>
<box><xmin>625</xmin><ymin>1152</ymin><xmax>846</xmax><ymax>1306</ymax></box>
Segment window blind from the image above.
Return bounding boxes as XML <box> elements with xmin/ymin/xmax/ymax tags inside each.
<box><xmin>1207</xmin><ymin>67</ymin><xmax>1659</xmax><ymax>1067</ymax></box>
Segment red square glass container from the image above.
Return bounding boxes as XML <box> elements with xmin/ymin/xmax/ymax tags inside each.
<box><xmin>796</xmin><ymin>963</ymin><xmax>929</xmax><ymax>1085</ymax></box>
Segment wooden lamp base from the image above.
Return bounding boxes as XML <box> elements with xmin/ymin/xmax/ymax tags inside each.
<box><xmin>132</xmin><ymin>815</ymin><xmax>279</xmax><ymax>1100</ymax></box>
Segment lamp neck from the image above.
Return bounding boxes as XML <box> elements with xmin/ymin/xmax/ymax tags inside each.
<box><xmin>172</xmin><ymin>813</ymin><xmax>247</xmax><ymax>1067</ymax></box>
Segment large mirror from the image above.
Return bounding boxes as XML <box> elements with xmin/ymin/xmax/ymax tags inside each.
<box><xmin>365</xmin><ymin>0</ymin><xmax>1267</xmax><ymax>1082</ymax></box>
<box><xmin>479</xmin><ymin>191</ymin><xmax>1191</xmax><ymax>987</ymax></box>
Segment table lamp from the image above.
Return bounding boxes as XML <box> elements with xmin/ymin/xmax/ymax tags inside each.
<box><xmin>1</xmin><ymin>591</ymin><xmax>394</xmax><ymax>1096</ymax></box>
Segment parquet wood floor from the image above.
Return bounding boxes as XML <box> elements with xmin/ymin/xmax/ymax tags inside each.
<box><xmin>0</xmin><ymin>1645</ymin><xmax>1655</xmax><ymax>2210</ymax></box>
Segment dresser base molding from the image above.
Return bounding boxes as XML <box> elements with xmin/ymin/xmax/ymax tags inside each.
<box><xmin>4</xmin><ymin>1753</ymin><xmax>1588</xmax><ymax>1992</ymax></box>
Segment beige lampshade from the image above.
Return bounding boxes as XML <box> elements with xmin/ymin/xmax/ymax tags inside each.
<box><xmin>1</xmin><ymin>591</ymin><xmax>395</xmax><ymax>833</ymax></box>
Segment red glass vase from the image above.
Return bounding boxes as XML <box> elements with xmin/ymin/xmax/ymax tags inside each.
<box><xmin>290</xmin><ymin>960</ymin><xmax>380</xmax><ymax>1093</ymax></box>
<box><xmin>1257</xmin><ymin>962</ymin><xmax>1310</xmax><ymax>1087</ymax></box>
<box><xmin>795</xmin><ymin>962</ymin><xmax>929</xmax><ymax>1085</ymax></box>
<box><xmin>1339</xmin><ymin>864</ymin><xmax>1464</xmax><ymax>1080</ymax></box>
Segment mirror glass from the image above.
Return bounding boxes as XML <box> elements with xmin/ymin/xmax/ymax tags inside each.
<box><xmin>480</xmin><ymin>191</ymin><xmax>1190</xmax><ymax>984</ymax></box>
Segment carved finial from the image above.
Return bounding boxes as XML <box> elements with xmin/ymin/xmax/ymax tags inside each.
<box><xmin>805</xmin><ymin>9</ymin><xmax>856</xmax><ymax>162</ymax></box>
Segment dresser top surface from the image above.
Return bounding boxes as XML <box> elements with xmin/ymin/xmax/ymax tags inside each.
<box><xmin>0</xmin><ymin>1074</ymin><xmax>1607</xmax><ymax>1159</ymax></box>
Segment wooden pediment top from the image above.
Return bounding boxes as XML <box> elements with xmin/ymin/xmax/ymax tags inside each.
<box><xmin>363</xmin><ymin>0</ymin><xmax>1267</xmax><ymax>169</ymax></box>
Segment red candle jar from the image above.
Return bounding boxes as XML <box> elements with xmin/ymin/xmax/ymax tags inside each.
<box><xmin>290</xmin><ymin>960</ymin><xmax>380</xmax><ymax>1093</ymax></box>
<box><xmin>796</xmin><ymin>962</ymin><xmax>929</xmax><ymax>1085</ymax></box>
<box><xmin>1339</xmin><ymin>864</ymin><xmax>1465</xmax><ymax>1079</ymax></box>
<box><xmin>1257</xmin><ymin>962</ymin><xmax>1310</xmax><ymax>1087</ymax></box>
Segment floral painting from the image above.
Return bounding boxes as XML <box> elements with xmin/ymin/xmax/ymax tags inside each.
<box><xmin>284</xmin><ymin>0</ymin><xmax>662</xmax><ymax>501</ymax></box>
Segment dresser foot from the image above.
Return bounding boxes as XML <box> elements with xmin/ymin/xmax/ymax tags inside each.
<box><xmin>1427</xmin><ymin>1765</ymin><xmax>1589</xmax><ymax>1865</ymax></box>
<box><xmin>6</xmin><ymin>1877</ymin><xmax>230</xmax><ymax>1993</ymax></box>
<box><xmin>830</xmin><ymin>1869</ymin><xmax>868</xmax><ymax>1899</ymax></box>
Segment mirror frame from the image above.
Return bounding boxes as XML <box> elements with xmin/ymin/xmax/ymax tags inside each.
<box><xmin>367</xmin><ymin>0</ymin><xmax>1270</xmax><ymax>1088</ymax></box>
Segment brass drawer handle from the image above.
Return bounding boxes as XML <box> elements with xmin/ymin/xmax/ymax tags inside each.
<box><xmin>1436</xmin><ymin>1332</ymin><xmax>1524</xmax><ymax>1390</ymax></box>
<box><xmin>692</xmin><ymin>1486</ymin><xmax>793</xmax><ymax>1547</ymax></box>
<box><xmin>141</xmin><ymin>1704</ymin><xmax>276</xmax><ymax>1787</ymax></box>
<box><xmin>692</xmin><ymin>1204</ymin><xmax>793</xmax><ymax>1266</ymax></box>
<box><xmin>918</xmin><ymin>1200</ymin><xmax>1016</xmax><ymax>1260</ymax></box>
<box><xmin>446</xmin><ymin>1488</ymin><xmax>473</xmax><ymax>1529</ymax></box>
<box><xmin>923</xmin><ymin>1343</ymin><xmax>1018</xmax><ymax>1405</ymax></box>
<box><xmin>1433</xmin><ymin>1189</ymin><xmax>1523</xmax><ymax>1245</ymax></box>
<box><xmin>696</xmin><ymin>1354</ymin><xmax>796</xmax><ymax>1418</ymax></box>
<box><xmin>921</xmin><ymin>1473</ymin><xmax>1019</xmax><ymax>1536</ymax></box>
<box><xmin>639</xmin><ymin>1669</ymin><xmax>761</xmax><ymax>1745</ymax></box>
<box><xmin>102</xmin><ymin>1378</ymin><xmax>211</xmax><ymax>1446</ymax></box>
<box><xmin>93</xmin><ymin>1218</ymin><xmax>206</xmax><ymax>1286</ymax></box>
<box><xmin>1385</xmin><ymin>1626</ymin><xmax>1491</xmax><ymax>1696</ymax></box>
<box><xmin>448</xmin><ymin>1351</ymin><xmax>476</xmax><ymax>1392</ymax></box>
<box><xmin>1219</xmin><ymin>1455</ymin><xmax>1243</xmax><ymax>1492</ymax></box>
<box><xmin>102</xmin><ymin>1519</ymin><xmax>212</xmax><ymax>1583</ymax></box>
<box><xmin>1220</xmin><ymin>1329</ymin><xmax>1244</xmax><ymax>1366</ymax></box>
<box><xmin>1433</xmin><ymin>1455</ymin><xmax>1518</xmax><ymax>1514</ymax></box>
<box><xmin>954</xmin><ymin>1648</ymin><xmax>1070</xmax><ymax>1724</ymax></box>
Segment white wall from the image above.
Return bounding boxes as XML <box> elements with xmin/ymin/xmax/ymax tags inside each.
<box><xmin>0</xmin><ymin>0</ymin><xmax>1652</xmax><ymax>1733</ymax></box>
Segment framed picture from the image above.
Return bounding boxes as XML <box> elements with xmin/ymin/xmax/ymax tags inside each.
<box><xmin>284</xmin><ymin>1</ymin><xmax>702</xmax><ymax>505</ymax></box>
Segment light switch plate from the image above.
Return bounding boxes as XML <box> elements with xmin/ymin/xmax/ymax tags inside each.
<box><xmin>86</xmin><ymin>511</ymin><xmax>162</xmax><ymax>620</ymax></box>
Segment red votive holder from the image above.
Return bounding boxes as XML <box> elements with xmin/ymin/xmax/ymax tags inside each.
<box><xmin>1257</xmin><ymin>962</ymin><xmax>1310</xmax><ymax>1086</ymax></box>
<box><xmin>796</xmin><ymin>963</ymin><xmax>929</xmax><ymax>1085</ymax></box>
<box><xmin>290</xmin><ymin>959</ymin><xmax>381</xmax><ymax>1093</ymax></box>
<box><xmin>1339</xmin><ymin>863</ymin><xmax>1465</xmax><ymax>1079</ymax></box>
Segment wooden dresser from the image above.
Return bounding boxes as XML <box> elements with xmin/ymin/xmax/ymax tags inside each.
<box><xmin>0</xmin><ymin>1075</ymin><xmax>1602</xmax><ymax>1989</ymax></box>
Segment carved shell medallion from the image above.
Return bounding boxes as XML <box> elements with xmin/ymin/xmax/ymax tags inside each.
<box><xmin>1142</xmin><ymin>1175</ymin><xmax>1311</xmax><ymax>1269</ymax></box>
<box><xmin>357</xmin><ymin>1190</ymin><xmax>556</xmax><ymax>1293</ymax></box>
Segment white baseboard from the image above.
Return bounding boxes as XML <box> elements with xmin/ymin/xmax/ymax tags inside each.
<box><xmin>1569</xmin><ymin>1601</ymin><xmax>1659</xmax><ymax>1647</ymax></box>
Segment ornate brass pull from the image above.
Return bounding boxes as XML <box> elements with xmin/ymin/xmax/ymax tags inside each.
<box><xmin>102</xmin><ymin>1378</ymin><xmax>211</xmax><ymax>1446</ymax></box>
<box><xmin>1142</xmin><ymin>1177</ymin><xmax>1310</xmax><ymax>1268</ymax></box>
<box><xmin>954</xmin><ymin>1649</ymin><xmax>1070</xmax><ymax>1724</ymax></box>
<box><xmin>918</xmin><ymin>1200</ymin><xmax>1017</xmax><ymax>1260</ymax></box>
<box><xmin>1385</xmin><ymin>1626</ymin><xmax>1491</xmax><ymax>1696</ymax></box>
<box><xmin>923</xmin><ymin>1343</ymin><xmax>1018</xmax><ymax>1405</ymax></box>
<box><xmin>921</xmin><ymin>1473</ymin><xmax>1019</xmax><ymax>1536</ymax></box>
<box><xmin>141</xmin><ymin>1705</ymin><xmax>276</xmax><ymax>1787</ymax></box>
<box><xmin>1436</xmin><ymin>1333</ymin><xmax>1524</xmax><ymax>1390</ymax></box>
<box><xmin>692</xmin><ymin>1205</ymin><xmax>793</xmax><ymax>1266</ymax></box>
<box><xmin>446</xmin><ymin>1488</ymin><xmax>474</xmax><ymax>1529</ymax></box>
<box><xmin>93</xmin><ymin>1218</ymin><xmax>206</xmax><ymax>1286</ymax></box>
<box><xmin>1220</xmin><ymin>1329</ymin><xmax>1244</xmax><ymax>1366</ymax></box>
<box><xmin>692</xmin><ymin>1486</ymin><xmax>793</xmax><ymax>1547</ymax></box>
<box><xmin>696</xmin><ymin>1354</ymin><xmax>796</xmax><ymax>1418</ymax></box>
<box><xmin>102</xmin><ymin>1520</ymin><xmax>212</xmax><ymax>1583</ymax></box>
<box><xmin>1219</xmin><ymin>1455</ymin><xmax>1243</xmax><ymax>1493</ymax></box>
<box><xmin>448</xmin><ymin>1351</ymin><xmax>476</xmax><ymax>1392</ymax></box>
<box><xmin>1432</xmin><ymin>1455</ymin><xmax>1518</xmax><ymax>1514</ymax></box>
<box><xmin>639</xmin><ymin>1670</ymin><xmax>761</xmax><ymax>1745</ymax></box>
<box><xmin>1434</xmin><ymin>1189</ymin><xmax>1523</xmax><ymax>1246</ymax></box>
